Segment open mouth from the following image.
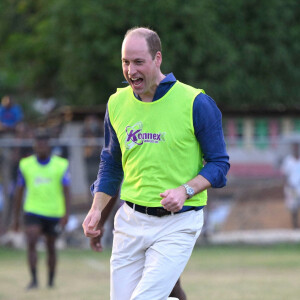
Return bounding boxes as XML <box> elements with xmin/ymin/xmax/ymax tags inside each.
<box><xmin>130</xmin><ymin>78</ymin><xmax>143</xmax><ymax>88</ymax></box>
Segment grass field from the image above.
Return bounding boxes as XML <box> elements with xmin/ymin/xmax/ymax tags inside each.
<box><xmin>0</xmin><ymin>244</ymin><xmax>300</xmax><ymax>300</ymax></box>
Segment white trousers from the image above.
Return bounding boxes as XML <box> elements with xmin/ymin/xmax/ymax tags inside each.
<box><xmin>110</xmin><ymin>203</ymin><xmax>203</xmax><ymax>300</ymax></box>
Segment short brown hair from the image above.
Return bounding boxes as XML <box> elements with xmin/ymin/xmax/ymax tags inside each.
<box><xmin>124</xmin><ymin>27</ymin><xmax>162</xmax><ymax>59</ymax></box>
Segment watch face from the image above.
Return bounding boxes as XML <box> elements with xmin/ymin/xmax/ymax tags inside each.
<box><xmin>183</xmin><ymin>184</ymin><xmax>194</xmax><ymax>198</ymax></box>
<box><xmin>187</xmin><ymin>187</ymin><xmax>194</xmax><ymax>196</ymax></box>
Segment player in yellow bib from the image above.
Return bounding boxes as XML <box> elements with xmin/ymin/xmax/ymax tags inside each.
<box><xmin>13</xmin><ymin>130</ymin><xmax>71</xmax><ymax>289</ymax></box>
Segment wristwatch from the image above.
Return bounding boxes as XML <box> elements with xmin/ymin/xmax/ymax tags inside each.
<box><xmin>182</xmin><ymin>184</ymin><xmax>195</xmax><ymax>199</ymax></box>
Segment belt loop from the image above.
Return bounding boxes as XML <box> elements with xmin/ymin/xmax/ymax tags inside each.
<box><xmin>171</xmin><ymin>212</ymin><xmax>174</xmax><ymax>216</ymax></box>
<box><xmin>133</xmin><ymin>203</ymin><xmax>136</xmax><ymax>212</ymax></box>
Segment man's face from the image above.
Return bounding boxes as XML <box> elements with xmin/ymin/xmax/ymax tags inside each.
<box><xmin>1</xmin><ymin>96</ymin><xmax>11</xmax><ymax>108</ymax></box>
<box><xmin>34</xmin><ymin>139</ymin><xmax>51</xmax><ymax>159</ymax></box>
<box><xmin>122</xmin><ymin>35</ymin><xmax>161</xmax><ymax>101</ymax></box>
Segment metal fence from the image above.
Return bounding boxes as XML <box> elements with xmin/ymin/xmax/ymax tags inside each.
<box><xmin>0</xmin><ymin>134</ymin><xmax>298</xmax><ymax>236</ymax></box>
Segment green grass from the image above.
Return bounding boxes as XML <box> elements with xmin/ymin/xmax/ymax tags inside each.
<box><xmin>0</xmin><ymin>244</ymin><xmax>300</xmax><ymax>300</ymax></box>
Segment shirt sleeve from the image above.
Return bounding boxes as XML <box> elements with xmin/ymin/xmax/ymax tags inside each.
<box><xmin>90</xmin><ymin>107</ymin><xmax>124</xmax><ymax>196</ymax></box>
<box><xmin>62</xmin><ymin>165</ymin><xmax>71</xmax><ymax>186</ymax></box>
<box><xmin>16</xmin><ymin>167</ymin><xmax>25</xmax><ymax>187</ymax></box>
<box><xmin>193</xmin><ymin>93</ymin><xmax>230</xmax><ymax>188</ymax></box>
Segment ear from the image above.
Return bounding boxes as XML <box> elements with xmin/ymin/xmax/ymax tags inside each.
<box><xmin>155</xmin><ymin>51</ymin><xmax>162</xmax><ymax>67</ymax></box>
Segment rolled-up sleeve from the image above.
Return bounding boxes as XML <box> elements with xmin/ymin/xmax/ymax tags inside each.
<box><xmin>193</xmin><ymin>93</ymin><xmax>230</xmax><ymax>188</ymax></box>
<box><xmin>90</xmin><ymin>107</ymin><xmax>123</xmax><ymax>196</ymax></box>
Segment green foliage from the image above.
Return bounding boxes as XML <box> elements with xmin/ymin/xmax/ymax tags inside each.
<box><xmin>0</xmin><ymin>0</ymin><xmax>299</xmax><ymax>109</ymax></box>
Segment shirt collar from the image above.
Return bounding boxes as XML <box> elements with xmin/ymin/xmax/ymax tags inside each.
<box><xmin>160</xmin><ymin>72</ymin><xmax>176</xmax><ymax>84</ymax></box>
<box><xmin>36</xmin><ymin>156</ymin><xmax>51</xmax><ymax>165</ymax></box>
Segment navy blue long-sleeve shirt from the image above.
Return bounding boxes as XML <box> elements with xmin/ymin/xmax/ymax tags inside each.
<box><xmin>91</xmin><ymin>73</ymin><xmax>230</xmax><ymax>200</ymax></box>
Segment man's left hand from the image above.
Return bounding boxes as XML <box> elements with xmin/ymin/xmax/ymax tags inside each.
<box><xmin>160</xmin><ymin>186</ymin><xmax>187</xmax><ymax>212</ymax></box>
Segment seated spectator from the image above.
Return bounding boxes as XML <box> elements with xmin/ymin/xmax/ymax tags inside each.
<box><xmin>0</xmin><ymin>95</ymin><xmax>23</xmax><ymax>133</ymax></box>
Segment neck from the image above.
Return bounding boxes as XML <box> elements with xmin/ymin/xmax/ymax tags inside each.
<box><xmin>139</xmin><ymin>73</ymin><xmax>166</xmax><ymax>102</ymax></box>
<box><xmin>37</xmin><ymin>154</ymin><xmax>50</xmax><ymax>161</ymax></box>
<box><xmin>140</xmin><ymin>94</ymin><xmax>155</xmax><ymax>102</ymax></box>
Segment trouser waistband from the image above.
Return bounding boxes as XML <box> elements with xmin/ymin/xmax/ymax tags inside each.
<box><xmin>125</xmin><ymin>201</ymin><xmax>196</xmax><ymax>217</ymax></box>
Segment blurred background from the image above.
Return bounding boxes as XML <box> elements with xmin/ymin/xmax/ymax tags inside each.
<box><xmin>0</xmin><ymin>0</ymin><xmax>299</xmax><ymax>249</ymax></box>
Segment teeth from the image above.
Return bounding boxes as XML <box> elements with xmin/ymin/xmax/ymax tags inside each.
<box><xmin>130</xmin><ymin>77</ymin><xmax>142</xmax><ymax>87</ymax></box>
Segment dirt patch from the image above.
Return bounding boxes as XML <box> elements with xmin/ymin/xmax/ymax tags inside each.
<box><xmin>209</xmin><ymin>177</ymin><xmax>295</xmax><ymax>231</ymax></box>
<box><xmin>221</xmin><ymin>197</ymin><xmax>293</xmax><ymax>231</ymax></box>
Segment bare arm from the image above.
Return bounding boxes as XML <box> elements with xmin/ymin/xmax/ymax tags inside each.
<box><xmin>82</xmin><ymin>192</ymin><xmax>112</xmax><ymax>238</ymax></box>
<box><xmin>61</xmin><ymin>185</ymin><xmax>71</xmax><ymax>228</ymax></box>
<box><xmin>96</xmin><ymin>192</ymin><xmax>119</xmax><ymax>228</ymax></box>
<box><xmin>12</xmin><ymin>185</ymin><xmax>25</xmax><ymax>231</ymax></box>
<box><xmin>89</xmin><ymin>192</ymin><xmax>119</xmax><ymax>252</ymax></box>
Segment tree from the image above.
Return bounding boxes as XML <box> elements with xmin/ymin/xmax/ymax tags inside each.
<box><xmin>0</xmin><ymin>0</ymin><xmax>299</xmax><ymax>110</ymax></box>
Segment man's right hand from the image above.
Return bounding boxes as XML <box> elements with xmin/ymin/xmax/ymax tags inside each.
<box><xmin>83</xmin><ymin>192</ymin><xmax>112</xmax><ymax>238</ymax></box>
<box><xmin>82</xmin><ymin>209</ymin><xmax>102</xmax><ymax>238</ymax></box>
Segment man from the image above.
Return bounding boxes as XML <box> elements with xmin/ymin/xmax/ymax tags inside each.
<box><xmin>13</xmin><ymin>130</ymin><xmax>71</xmax><ymax>289</ymax></box>
<box><xmin>281</xmin><ymin>142</ymin><xmax>300</xmax><ymax>228</ymax></box>
<box><xmin>83</xmin><ymin>27</ymin><xmax>230</xmax><ymax>300</ymax></box>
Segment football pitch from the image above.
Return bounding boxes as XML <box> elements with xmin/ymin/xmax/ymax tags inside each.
<box><xmin>0</xmin><ymin>244</ymin><xmax>300</xmax><ymax>300</ymax></box>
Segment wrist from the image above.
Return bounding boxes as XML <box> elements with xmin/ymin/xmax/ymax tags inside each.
<box><xmin>92</xmin><ymin>192</ymin><xmax>112</xmax><ymax>211</ymax></box>
<box><xmin>182</xmin><ymin>183</ymin><xmax>195</xmax><ymax>199</ymax></box>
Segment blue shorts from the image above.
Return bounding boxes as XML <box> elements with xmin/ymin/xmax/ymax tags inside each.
<box><xmin>24</xmin><ymin>213</ymin><xmax>61</xmax><ymax>236</ymax></box>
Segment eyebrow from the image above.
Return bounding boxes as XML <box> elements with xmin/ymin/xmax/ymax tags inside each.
<box><xmin>122</xmin><ymin>58</ymin><xmax>145</xmax><ymax>64</ymax></box>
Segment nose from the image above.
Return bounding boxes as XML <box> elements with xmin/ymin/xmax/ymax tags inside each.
<box><xmin>128</xmin><ymin>64</ymin><xmax>136</xmax><ymax>76</ymax></box>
